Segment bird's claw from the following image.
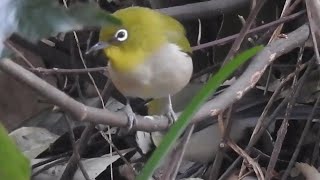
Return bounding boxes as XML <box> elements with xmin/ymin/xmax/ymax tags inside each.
<box><xmin>124</xmin><ymin>102</ymin><xmax>136</xmax><ymax>131</ymax></box>
<box><xmin>118</xmin><ymin>104</ymin><xmax>136</xmax><ymax>136</ymax></box>
<box><xmin>164</xmin><ymin>95</ymin><xmax>177</xmax><ymax>126</ymax></box>
<box><xmin>165</xmin><ymin>104</ymin><xmax>177</xmax><ymax>126</ymax></box>
<box><xmin>126</xmin><ymin>112</ymin><xmax>136</xmax><ymax>130</ymax></box>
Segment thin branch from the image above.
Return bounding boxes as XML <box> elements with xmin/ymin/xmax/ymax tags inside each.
<box><xmin>250</xmin><ymin>61</ymin><xmax>309</xmax><ymax>144</ymax></box>
<box><xmin>29</xmin><ymin>66</ymin><xmax>107</xmax><ymax>75</ymax></box>
<box><xmin>264</xmin><ymin>0</ymin><xmax>301</xmax><ymax>95</ymax></box>
<box><xmin>171</xmin><ymin>125</ymin><xmax>195</xmax><ymax>179</ymax></box>
<box><xmin>209</xmin><ymin>108</ymin><xmax>233</xmax><ymax>180</ymax></box>
<box><xmin>65</xmin><ymin>115</ymin><xmax>91</xmax><ymax>180</ymax></box>
<box><xmin>218</xmin><ymin>57</ymin><xmax>314</xmax><ymax>180</ymax></box>
<box><xmin>72</xmin><ymin>30</ymin><xmax>114</xmax><ymax>179</ymax></box>
<box><xmin>239</xmin><ymin>61</ymin><xmax>309</xmax><ymax>178</ymax></box>
<box><xmin>311</xmin><ymin>124</ymin><xmax>320</xmax><ymax>165</ymax></box>
<box><xmin>60</xmin><ymin>124</ymin><xmax>95</xmax><ymax>180</ymax></box>
<box><xmin>223</xmin><ymin>0</ymin><xmax>267</xmax><ymax>64</ymax></box>
<box><xmin>305</xmin><ymin>0</ymin><xmax>320</xmax><ymax>64</ymax></box>
<box><xmin>162</xmin><ymin>125</ymin><xmax>195</xmax><ymax>180</ymax></box>
<box><xmin>32</xmin><ymin>158</ymin><xmax>69</xmax><ymax>178</ymax></box>
<box><xmin>285</xmin><ymin>0</ymin><xmax>303</xmax><ymax>16</ymax></box>
<box><xmin>268</xmin><ymin>0</ymin><xmax>294</xmax><ymax>43</ymax></box>
<box><xmin>265</xmin><ymin>46</ymin><xmax>306</xmax><ymax>180</ymax></box>
<box><xmin>281</xmin><ymin>95</ymin><xmax>320</xmax><ymax>180</ymax></box>
<box><xmin>158</xmin><ymin>0</ymin><xmax>250</xmax><ymax>21</ymax></box>
<box><xmin>226</xmin><ymin>139</ymin><xmax>264</xmax><ymax>180</ymax></box>
<box><xmin>78</xmin><ymin>160</ymin><xmax>91</xmax><ymax>180</ymax></box>
<box><xmin>99</xmin><ymin>131</ymin><xmax>137</xmax><ymax>175</ymax></box>
<box><xmin>4</xmin><ymin>41</ymin><xmax>35</xmax><ymax>68</ymax></box>
<box><xmin>32</xmin><ymin>152</ymin><xmax>71</xmax><ymax>169</ymax></box>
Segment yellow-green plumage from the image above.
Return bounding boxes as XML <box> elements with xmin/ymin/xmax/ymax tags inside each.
<box><xmin>99</xmin><ymin>7</ymin><xmax>191</xmax><ymax>72</ymax></box>
<box><xmin>98</xmin><ymin>6</ymin><xmax>193</xmax><ymax>101</ymax></box>
<box><xmin>94</xmin><ymin>6</ymin><xmax>193</xmax><ymax>127</ymax></box>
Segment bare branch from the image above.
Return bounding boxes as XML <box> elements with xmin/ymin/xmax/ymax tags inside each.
<box><xmin>159</xmin><ymin>0</ymin><xmax>250</xmax><ymax>21</ymax></box>
<box><xmin>29</xmin><ymin>66</ymin><xmax>107</xmax><ymax>75</ymax></box>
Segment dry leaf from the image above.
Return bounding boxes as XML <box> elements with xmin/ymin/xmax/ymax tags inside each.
<box><xmin>295</xmin><ymin>162</ymin><xmax>320</xmax><ymax>180</ymax></box>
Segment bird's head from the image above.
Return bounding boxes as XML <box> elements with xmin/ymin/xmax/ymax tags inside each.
<box><xmin>88</xmin><ymin>7</ymin><xmax>170</xmax><ymax>72</ymax></box>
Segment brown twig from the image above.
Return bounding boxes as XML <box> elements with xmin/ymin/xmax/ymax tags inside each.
<box><xmin>311</xmin><ymin>124</ymin><xmax>320</xmax><ymax>166</ymax></box>
<box><xmin>285</xmin><ymin>0</ymin><xmax>303</xmax><ymax>16</ymax></box>
<box><xmin>171</xmin><ymin>125</ymin><xmax>195</xmax><ymax>179</ymax></box>
<box><xmin>4</xmin><ymin>41</ymin><xmax>35</xmax><ymax>68</ymax></box>
<box><xmin>32</xmin><ymin>152</ymin><xmax>72</xmax><ymax>169</ymax></box>
<box><xmin>218</xmin><ymin>56</ymin><xmax>314</xmax><ymax>180</ymax></box>
<box><xmin>65</xmin><ymin>115</ymin><xmax>91</xmax><ymax>180</ymax></box>
<box><xmin>281</xmin><ymin>95</ymin><xmax>320</xmax><ymax>180</ymax></box>
<box><xmin>209</xmin><ymin>108</ymin><xmax>233</xmax><ymax>180</ymax></box>
<box><xmin>264</xmin><ymin>0</ymin><xmax>301</xmax><ymax>95</ymax></box>
<box><xmin>60</xmin><ymin>18</ymin><xmax>108</xmax><ymax>178</ymax></box>
<box><xmin>223</xmin><ymin>0</ymin><xmax>267</xmax><ymax>64</ymax></box>
<box><xmin>159</xmin><ymin>0</ymin><xmax>250</xmax><ymax>21</ymax></box>
<box><xmin>99</xmin><ymin>131</ymin><xmax>137</xmax><ymax>175</ymax></box>
<box><xmin>60</xmin><ymin>124</ymin><xmax>95</xmax><ymax>180</ymax></box>
<box><xmin>250</xmin><ymin>60</ymin><xmax>309</xmax><ymax>142</ymax></box>
<box><xmin>29</xmin><ymin>66</ymin><xmax>107</xmax><ymax>75</ymax></box>
<box><xmin>268</xmin><ymin>0</ymin><xmax>294</xmax><ymax>43</ymax></box>
<box><xmin>265</xmin><ymin>46</ymin><xmax>306</xmax><ymax>180</ymax></box>
<box><xmin>219</xmin><ymin>101</ymin><xmax>288</xmax><ymax>180</ymax></box>
<box><xmin>161</xmin><ymin>125</ymin><xmax>195</xmax><ymax>180</ymax></box>
<box><xmin>226</xmin><ymin>139</ymin><xmax>264</xmax><ymax>180</ymax></box>
<box><xmin>305</xmin><ymin>0</ymin><xmax>320</xmax><ymax>64</ymax></box>
<box><xmin>252</xmin><ymin>1</ymin><xmax>305</xmax><ymax>168</ymax></box>
<box><xmin>32</xmin><ymin>158</ymin><xmax>69</xmax><ymax>178</ymax></box>
<box><xmin>78</xmin><ymin>160</ymin><xmax>91</xmax><ymax>180</ymax></box>
<box><xmin>239</xmin><ymin>61</ymin><xmax>309</xmax><ymax>177</ymax></box>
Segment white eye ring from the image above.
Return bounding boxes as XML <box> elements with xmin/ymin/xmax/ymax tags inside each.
<box><xmin>115</xmin><ymin>29</ymin><xmax>128</xmax><ymax>42</ymax></box>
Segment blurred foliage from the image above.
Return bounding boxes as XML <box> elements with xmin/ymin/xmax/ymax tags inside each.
<box><xmin>0</xmin><ymin>123</ymin><xmax>30</xmax><ymax>180</ymax></box>
<box><xmin>0</xmin><ymin>0</ymin><xmax>121</xmax><ymax>57</ymax></box>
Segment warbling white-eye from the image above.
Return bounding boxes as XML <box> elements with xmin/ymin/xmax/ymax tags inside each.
<box><xmin>88</xmin><ymin>7</ymin><xmax>193</xmax><ymax>128</ymax></box>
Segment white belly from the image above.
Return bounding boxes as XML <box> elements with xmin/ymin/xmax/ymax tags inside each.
<box><xmin>109</xmin><ymin>43</ymin><xmax>193</xmax><ymax>99</ymax></box>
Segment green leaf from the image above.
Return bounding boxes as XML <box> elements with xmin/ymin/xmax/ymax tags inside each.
<box><xmin>0</xmin><ymin>123</ymin><xmax>30</xmax><ymax>180</ymax></box>
<box><xmin>137</xmin><ymin>45</ymin><xmax>264</xmax><ymax>180</ymax></box>
<box><xmin>15</xmin><ymin>0</ymin><xmax>121</xmax><ymax>42</ymax></box>
<box><xmin>0</xmin><ymin>0</ymin><xmax>121</xmax><ymax>57</ymax></box>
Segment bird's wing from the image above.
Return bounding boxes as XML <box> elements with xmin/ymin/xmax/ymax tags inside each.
<box><xmin>161</xmin><ymin>14</ymin><xmax>192</xmax><ymax>53</ymax></box>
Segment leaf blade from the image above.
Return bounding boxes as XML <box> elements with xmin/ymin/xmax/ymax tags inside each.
<box><xmin>0</xmin><ymin>124</ymin><xmax>30</xmax><ymax>180</ymax></box>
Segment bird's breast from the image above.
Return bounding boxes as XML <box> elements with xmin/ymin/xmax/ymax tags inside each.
<box><xmin>109</xmin><ymin>43</ymin><xmax>193</xmax><ymax>99</ymax></box>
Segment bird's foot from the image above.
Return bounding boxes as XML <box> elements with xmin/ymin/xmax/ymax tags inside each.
<box><xmin>165</xmin><ymin>107</ymin><xmax>177</xmax><ymax>126</ymax></box>
<box><xmin>124</xmin><ymin>102</ymin><xmax>136</xmax><ymax>130</ymax></box>
<box><xmin>165</xmin><ymin>95</ymin><xmax>177</xmax><ymax>126</ymax></box>
<box><xmin>118</xmin><ymin>102</ymin><xmax>137</xmax><ymax>136</ymax></box>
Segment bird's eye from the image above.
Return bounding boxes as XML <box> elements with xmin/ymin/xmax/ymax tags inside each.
<box><xmin>115</xmin><ymin>29</ymin><xmax>128</xmax><ymax>42</ymax></box>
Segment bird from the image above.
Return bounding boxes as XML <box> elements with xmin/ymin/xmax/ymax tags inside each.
<box><xmin>87</xmin><ymin>7</ymin><xmax>193</xmax><ymax>128</ymax></box>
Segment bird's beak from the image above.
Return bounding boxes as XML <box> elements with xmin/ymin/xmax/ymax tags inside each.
<box><xmin>86</xmin><ymin>41</ymin><xmax>110</xmax><ymax>54</ymax></box>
